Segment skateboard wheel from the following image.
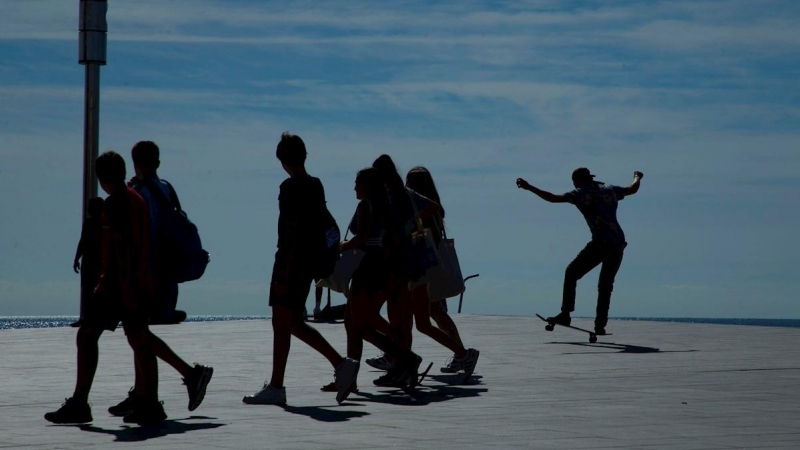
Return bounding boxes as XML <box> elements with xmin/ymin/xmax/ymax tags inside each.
<box><xmin>589</xmin><ymin>335</ymin><xmax>597</xmax><ymax>343</ymax></box>
<box><xmin>545</xmin><ymin>325</ymin><xmax>554</xmax><ymax>332</ymax></box>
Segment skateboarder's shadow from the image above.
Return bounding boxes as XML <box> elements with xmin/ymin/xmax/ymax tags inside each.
<box><xmin>77</xmin><ymin>417</ymin><xmax>224</xmax><ymax>442</ymax></box>
<box><xmin>551</xmin><ymin>341</ymin><xmax>662</xmax><ymax>353</ymax></box>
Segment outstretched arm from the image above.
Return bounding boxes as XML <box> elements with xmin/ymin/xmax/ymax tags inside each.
<box><xmin>623</xmin><ymin>171</ymin><xmax>644</xmax><ymax>196</ymax></box>
<box><xmin>516</xmin><ymin>178</ymin><xmax>569</xmax><ymax>203</ymax></box>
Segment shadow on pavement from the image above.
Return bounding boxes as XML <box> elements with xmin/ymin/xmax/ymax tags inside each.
<box><xmin>77</xmin><ymin>416</ymin><xmax>224</xmax><ymax>442</ymax></box>
<box><xmin>279</xmin><ymin>405</ymin><xmax>369</xmax><ymax>422</ymax></box>
<box><xmin>550</xmin><ymin>341</ymin><xmax>699</xmax><ymax>354</ymax></box>
<box><xmin>352</xmin><ymin>380</ymin><xmax>487</xmax><ymax>406</ymax></box>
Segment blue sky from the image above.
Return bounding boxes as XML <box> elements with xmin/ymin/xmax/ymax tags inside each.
<box><xmin>1</xmin><ymin>0</ymin><xmax>799</xmax><ymax>318</ymax></box>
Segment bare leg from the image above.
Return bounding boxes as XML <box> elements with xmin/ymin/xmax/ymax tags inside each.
<box><xmin>73</xmin><ymin>326</ymin><xmax>103</xmax><ymax>403</ymax></box>
<box><xmin>269</xmin><ymin>308</ymin><xmax>292</xmax><ymax>388</ymax></box>
<box><xmin>411</xmin><ymin>286</ymin><xmax>466</xmax><ymax>357</ymax></box>
<box><xmin>430</xmin><ymin>300</ymin><xmax>464</xmax><ymax>348</ymax></box>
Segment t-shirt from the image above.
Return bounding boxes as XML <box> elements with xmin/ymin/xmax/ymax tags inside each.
<box><xmin>563</xmin><ymin>183</ymin><xmax>627</xmax><ymax>245</ymax></box>
<box><xmin>276</xmin><ymin>174</ymin><xmax>326</xmax><ymax>254</ymax></box>
<box><xmin>96</xmin><ymin>187</ymin><xmax>152</xmax><ymax>306</ymax></box>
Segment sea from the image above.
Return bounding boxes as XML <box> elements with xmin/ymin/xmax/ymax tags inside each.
<box><xmin>1</xmin><ymin>316</ymin><xmax>799</xmax><ymax>331</ymax></box>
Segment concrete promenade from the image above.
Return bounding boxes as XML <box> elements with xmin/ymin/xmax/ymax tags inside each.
<box><xmin>1</xmin><ymin>315</ymin><xmax>799</xmax><ymax>449</ymax></box>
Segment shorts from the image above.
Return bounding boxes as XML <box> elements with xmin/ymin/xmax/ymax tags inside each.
<box><xmin>350</xmin><ymin>248</ymin><xmax>389</xmax><ymax>294</ymax></box>
<box><xmin>269</xmin><ymin>252</ymin><xmax>313</xmax><ymax>312</ymax></box>
<box><xmin>82</xmin><ymin>288</ymin><xmax>150</xmax><ymax>334</ymax></box>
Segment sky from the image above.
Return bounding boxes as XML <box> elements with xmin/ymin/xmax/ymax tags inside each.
<box><xmin>1</xmin><ymin>0</ymin><xmax>799</xmax><ymax>319</ymax></box>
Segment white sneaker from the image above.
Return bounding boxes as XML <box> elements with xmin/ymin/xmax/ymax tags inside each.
<box><xmin>458</xmin><ymin>348</ymin><xmax>480</xmax><ymax>378</ymax></box>
<box><xmin>334</xmin><ymin>358</ymin><xmax>359</xmax><ymax>403</ymax></box>
<box><xmin>242</xmin><ymin>383</ymin><xmax>286</xmax><ymax>405</ymax></box>
<box><xmin>440</xmin><ymin>354</ymin><xmax>461</xmax><ymax>373</ymax></box>
<box><xmin>365</xmin><ymin>353</ymin><xmax>394</xmax><ymax>371</ymax></box>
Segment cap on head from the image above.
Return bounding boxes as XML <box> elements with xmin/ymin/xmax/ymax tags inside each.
<box><xmin>571</xmin><ymin>167</ymin><xmax>595</xmax><ymax>183</ymax></box>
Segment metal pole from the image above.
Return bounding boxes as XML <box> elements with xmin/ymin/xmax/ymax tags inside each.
<box><xmin>458</xmin><ymin>273</ymin><xmax>480</xmax><ymax>314</ymax></box>
<box><xmin>82</xmin><ymin>64</ymin><xmax>100</xmax><ymax>218</ymax></box>
<box><xmin>79</xmin><ymin>0</ymin><xmax>107</xmax><ymax>219</ymax></box>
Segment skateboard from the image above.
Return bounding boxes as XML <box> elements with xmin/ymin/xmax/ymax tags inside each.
<box><xmin>535</xmin><ymin>314</ymin><xmax>611</xmax><ymax>343</ymax></box>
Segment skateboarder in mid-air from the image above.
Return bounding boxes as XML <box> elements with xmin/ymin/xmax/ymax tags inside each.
<box><xmin>516</xmin><ymin>168</ymin><xmax>643</xmax><ymax>335</ymax></box>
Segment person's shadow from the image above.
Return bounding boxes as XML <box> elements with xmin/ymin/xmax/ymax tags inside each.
<box><xmin>279</xmin><ymin>405</ymin><xmax>369</xmax><ymax>422</ymax></box>
<box><xmin>550</xmin><ymin>341</ymin><xmax>698</xmax><ymax>354</ymax></box>
<box><xmin>77</xmin><ymin>416</ymin><xmax>224</xmax><ymax>442</ymax></box>
<box><xmin>351</xmin><ymin>376</ymin><xmax>487</xmax><ymax>406</ymax></box>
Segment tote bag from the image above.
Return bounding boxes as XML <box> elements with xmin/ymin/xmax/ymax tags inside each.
<box><xmin>316</xmin><ymin>249</ymin><xmax>364</xmax><ymax>298</ymax></box>
<box><xmin>426</xmin><ymin>229</ymin><xmax>465</xmax><ymax>301</ymax></box>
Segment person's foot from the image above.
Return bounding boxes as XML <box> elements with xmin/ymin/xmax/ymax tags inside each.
<box><xmin>457</xmin><ymin>348</ymin><xmax>480</xmax><ymax>379</ymax></box>
<box><xmin>122</xmin><ymin>399</ymin><xmax>167</xmax><ymax>425</ymax></box>
<box><xmin>547</xmin><ymin>311</ymin><xmax>571</xmax><ymax>326</ymax></box>
<box><xmin>440</xmin><ymin>354</ymin><xmax>461</xmax><ymax>373</ymax></box>
<box><xmin>313</xmin><ymin>306</ymin><xmax>322</xmax><ymax>316</ymax></box>
<box><xmin>44</xmin><ymin>398</ymin><xmax>92</xmax><ymax>424</ymax></box>
<box><xmin>373</xmin><ymin>369</ymin><xmax>409</xmax><ymax>387</ymax></box>
<box><xmin>595</xmin><ymin>316</ymin><xmax>608</xmax><ymax>335</ymax></box>
<box><xmin>184</xmin><ymin>364</ymin><xmax>214</xmax><ymax>411</ymax></box>
<box><xmin>242</xmin><ymin>383</ymin><xmax>286</xmax><ymax>405</ymax></box>
<box><xmin>365</xmin><ymin>353</ymin><xmax>394</xmax><ymax>371</ymax></box>
<box><xmin>321</xmin><ymin>381</ymin><xmax>358</xmax><ymax>393</ymax></box>
<box><xmin>69</xmin><ymin>320</ymin><xmax>81</xmax><ymax>328</ymax></box>
<box><xmin>108</xmin><ymin>387</ymin><xmax>139</xmax><ymax>417</ymax></box>
<box><xmin>334</xmin><ymin>358</ymin><xmax>360</xmax><ymax>403</ymax></box>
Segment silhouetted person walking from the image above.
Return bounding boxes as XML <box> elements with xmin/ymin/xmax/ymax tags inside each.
<box><xmin>72</xmin><ymin>197</ymin><xmax>104</xmax><ymax>327</ymax></box>
<box><xmin>243</xmin><ymin>132</ymin><xmax>358</xmax><ymax>405</ymax></box>
<box><xmin>516</xmin><ymin>168</ymin><xmax>643</xmax><ymax>334</ymax></box>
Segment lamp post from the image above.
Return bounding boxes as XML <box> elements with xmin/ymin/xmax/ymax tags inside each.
<box><xmin>79</xmin><ymin>0</ymin><xmax>107</xmax><ymax>219</ymax></box>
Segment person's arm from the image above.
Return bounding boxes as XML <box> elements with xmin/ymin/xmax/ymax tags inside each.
<box><xmin>74</xmin><ymin>223</ymin><xmax>85</xmax><ymax>273</ymax></box>
<box><xmin>516</xmin><ymin>178</ymin><xmax>569</xmax><ymax>203</ymax></box>
<box><xmin>340</xmin><ymin>202</ymin><xmax>370</xmax><ymax>251</ymax></box>
<box><xmin>623</xmin><ymin>171</ymin><xmax>644</xmax><ymax>196</ymax></box>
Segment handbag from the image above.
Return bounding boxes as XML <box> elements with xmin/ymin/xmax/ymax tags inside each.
<box><xmin>408</xmin><ymin>194</ymin><xmax>441</xmax><ymax>289</ymax></box>
<box><xmin>316</xmin><ymin>226</ymin><xmax>364</xmax><ymax>298</ymax></box>
<box><xmin>426</xmin><ymin>227</ymin><xmax>465</xmax><ymax>301</ymax></box>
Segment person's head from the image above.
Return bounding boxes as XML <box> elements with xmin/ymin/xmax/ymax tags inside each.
<box><xmin>571</xmin><ymin>167</ymin><xmax>595</xmax><ymax>188</ymax></box>
<box><xmin>372</xmin><ymin>154</ymin><xmax>404</xmax><ymax>190</ymax></box>
<box><xmin>406</xmin><ymin>166</ymin><xmax>444</xmax><ymax>218</ymax></box>
<box><xmin>355</xmin><ymin>167</ymin><xmax>384</xmax><ymax>201</ymax></box>
<box><xmin>276</xmin><ymin>132</ymin><xmax>307</xmax><ymax>175</ymax></box>
<box><xmin>96</xmin><ymin>151</ymin><xmax>127</xmax><ymax>195</ymax></box>
<box><xmin>131</xmin><ymin>141</ymin><xmax>160</xmax><ymax>177</ymax></box>
<box><xmin>87</xmin><ymin>197</ymin><xmax>104</xmax><ymax>218</ymax></box>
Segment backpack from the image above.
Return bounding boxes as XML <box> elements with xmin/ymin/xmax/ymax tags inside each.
<box><xmin>309</xmin><ymin>204</ymin><xmax>341</xmax><ymax>280</ymax></box>
<box><xmin>143</xmin><ymin>179</ymin><xmax>210</xmax><ymax>283</ymax></box>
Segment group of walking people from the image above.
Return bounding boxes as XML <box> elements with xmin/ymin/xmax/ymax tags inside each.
<box><xmin>46</xmin><ymin>130</ymin><xmax>643</xmax><ymax>426</ymax></box>
<box><xmin>243</xmin><ymin>133</ymin><xmax>480</xmax><ymax>406</ymax></box>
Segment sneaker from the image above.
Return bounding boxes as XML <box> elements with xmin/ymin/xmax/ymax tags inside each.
<box><xmin>594</xmin><ymin>326</ymin><xmax>607</xmax><ymax>335</ymax></box>
<box><xmin>123</xmin><ymin>399</ymin><xmax>167</xmax><ymax>425</ymax></box>
<box><xmin>595</xmin><ymin>316</ymin><xmax>608</xmax><ymax>335</ymax></box>
<box><xmin>70</xmin><ymin>320</ymin><xmax>81</xmax><ymax>328</ymax></box>
<box><xmin>334</xmin><ymin>357</ymin><xmax>360</xmax><ymax>403</ymax></box>
<box><xmin>458</xmin><ymin>348</ymin><xmax>480</xmax><ymax>379</ymax></box>
<box><xmin>547</xmin><ymin>311</ymin><xmax>571</xmax><ymax>326</ymax></box>
<box><xmin>440</xmin><ymin>354</ymin><xmax>461</xmax><ymax>373</ymax></box>
<box><xmin>313</xmin><ymin>306</ymin><xmax>322</xmax><ymax>317</ymax></box>
<box><xmin>321</xmin><ymin>381</ymin><xmax>358</xmax><ymax>393</ymax></box>
<box><xmin>242</xmin><ymin>383</ymin><xmax>286</xmax><ymax>405</ymax></box>
<box><xmin>373</xmin><ymin>369</ymin><xmax>409</xmax><ymax>387</ymax></box>
<box><xmin>44</xmin><ymin>397</ymin><xmax>92</xmax><ymax>424</ymax></box>
<box><xmin>108</xmin><ymin>387</ymin><xmax>139</xmax><ymax>417</ymax></box>
<box><xmin>184</xmin><ymin>364</ymin><xmax>213</xmax><ymax>411</ymax></box>
<box><xmin>365</xmin><ymin>353</ymin><xmax>394</xmax><ymax>371</ymax></box>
